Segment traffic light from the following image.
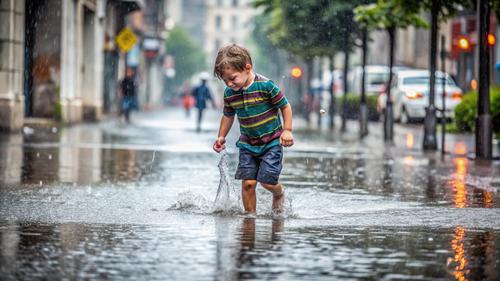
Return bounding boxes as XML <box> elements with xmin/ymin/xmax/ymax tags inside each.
<box><xmin>488</xmin><ymin>33</ymin><xmax>496</xmax><ymax>46</ymax></box>
<box><xmin>290</xmin><ymin>66</ymin><xmax>302</xmax><ymax>79</ymax></box>
<box><xmin>457</xmin><ymin>36</ymin><xmax>470</xmax><ymax>50</ymax></box>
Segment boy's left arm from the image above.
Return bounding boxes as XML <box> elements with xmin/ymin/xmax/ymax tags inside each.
<box><xmin>279</xmin><ymin>104</ymin><xmax>294</xmax><ymax>147</ymax></box>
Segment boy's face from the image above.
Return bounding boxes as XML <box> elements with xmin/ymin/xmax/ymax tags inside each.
<box><xmin>221</xmin><ymin>64</ymin><xmax>252</xmax><ymax>91</ymax></box>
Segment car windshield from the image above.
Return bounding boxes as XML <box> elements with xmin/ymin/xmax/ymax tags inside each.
<box><xmin>367</xmin><ymin>72</ymin><xmax>389</xmax><ymax>85</ymax></box>
<box><xmin>403</xmin><ymin>76</ymin><xmax>456</xmax><ymax>86</ymax></box>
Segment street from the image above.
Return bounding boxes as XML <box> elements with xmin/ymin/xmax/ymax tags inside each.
<box><xmin>0</xmin><ymin>107</ymin><xmax>499</xmax><ymax>280</ymax></box>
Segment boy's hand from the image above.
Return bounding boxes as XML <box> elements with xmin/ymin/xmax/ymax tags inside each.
<box><xmin>280</xmin><ymin>130</ymin><xmax>294</xmax><ymax>147</ymax></box>
<box><xmin>213</xmin><ymin>136</ymin><xmax>226</xmax><ymax>153</ymax></box>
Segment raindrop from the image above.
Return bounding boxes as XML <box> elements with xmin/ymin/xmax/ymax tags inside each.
<box><xmin>51</xmin><ymin>127</ymin><xmax>58</xmax><ymax>133</ymax></box>
<box><xmin>319</xmin><ymin>109</ymin><xmax>326</xmax><ymax>115</ymax></box>
<box><xmin>39</xmin><ymin>181</ymin><xmax>43</xmax><ymax>186</ymax></box>
<box><xmin>48</xmin><ymin>154</ymin><xmax>52</xmax><ymax>160</ymax></box>
<box><xmin>36</xmin><ymin>152</ymin><xmax>40</xmax><ymax>158</ymax></box>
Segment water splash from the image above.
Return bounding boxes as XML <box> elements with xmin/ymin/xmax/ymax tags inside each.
<box><xmin>167</xmin><ymin>191</ymin><xmax>211</xmax><ymax>213</ymax></box>
<box><xmin>213</xmin><ymin>150</ymin><xmax>240</xmax><ymax>213</ymax></box>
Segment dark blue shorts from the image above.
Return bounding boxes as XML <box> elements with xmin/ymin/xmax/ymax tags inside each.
<box><xmin>235</xmin><ymin>145</ymin><xmax>283</xmax><ymax>185</ymax></box>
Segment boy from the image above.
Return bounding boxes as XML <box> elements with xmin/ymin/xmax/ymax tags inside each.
<box><xmin>212</xmin><ymin>44</ymin><xmax>294</xmax><ymax>215</ymax></box>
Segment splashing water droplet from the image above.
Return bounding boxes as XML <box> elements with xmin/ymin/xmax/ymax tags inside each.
<box><xmin>214</xmin><ymin>150</ymin><xmax>239</xmax><ymax>212</ymax></box>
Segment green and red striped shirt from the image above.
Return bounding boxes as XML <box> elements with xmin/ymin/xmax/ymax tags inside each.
<box><xmin>223</xmin><ymin>74</ymin><xmax>289</xmax><ymax>155</ymax></box>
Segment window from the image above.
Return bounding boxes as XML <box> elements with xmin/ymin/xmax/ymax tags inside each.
<box><xmin>216</xmin><ymin>16</ymin><xmax>222</xmax><ymax>30</ymax></box>
<box><xmin>403</xmin><ymin>76</ymin><xmax>456</xmax><ymax>86</ymax></box>
<box><xmin>366</xmin><ymin>72</ymin><xmax>389</xmax><ymax>86</ymax></box>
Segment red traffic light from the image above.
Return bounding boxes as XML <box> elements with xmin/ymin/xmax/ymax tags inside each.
<box><xmin>488</xmin><ymin>33</ymin><xmax>496</xmax><ymax>46</ymax></box>
<box><xmin>457</xmin><ymin>36</ymin><xmax>470</xmax><ymax>50</ymax></box>
<box><xmin>290</xmin><ymin>66</ymin><xmax>302</xmax><ymax>78</ymax></box>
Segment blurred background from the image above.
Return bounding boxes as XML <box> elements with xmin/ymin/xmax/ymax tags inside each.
<box><xmin>1</xmin><ymin>0</ymin><xmax>498</xmax><ymax>136</ymax></box>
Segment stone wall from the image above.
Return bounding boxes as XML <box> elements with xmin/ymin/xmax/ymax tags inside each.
<box><xmin>0</xmin><ymin>0</ymin><xmax>25</xmax><ymax>131</ymax></box>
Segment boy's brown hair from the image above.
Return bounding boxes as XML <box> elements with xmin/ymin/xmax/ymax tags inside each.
<box><xmin>213</xmin><ymin>44</ymin><xmax>253</xmax><ymax>79</ymax></box>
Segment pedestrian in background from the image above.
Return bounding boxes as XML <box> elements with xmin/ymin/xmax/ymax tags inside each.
<box><xmin>119</xmin><ymin>67</ymin><xmax>138</xmax><ymax>123</ymax></box>
<box><xmin>212</xmin><ymin>44</ymin><xmax>294</xmax><ymax>215</ymax></box>
<box><xmin>192</xmin><ymin>73</ymin><xmax>215</xmax><ymax>131</ymax></box>
<box><xmin>180</xmin><ymin>81</ymin><xmax>195</xmax><ymax>117</ymax></box>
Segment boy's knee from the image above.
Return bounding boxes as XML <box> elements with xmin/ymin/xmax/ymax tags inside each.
<box><xmin>260</xmin><ymin>182</ymin><xmax>283</xmax><ymax>195</ymax></box>
<box><xmin>242</xmin><ymin>180</ymin><xmax>257</xmax><ymax>191</ymax></box>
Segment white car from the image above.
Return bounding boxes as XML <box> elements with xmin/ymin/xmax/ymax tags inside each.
<box><xmin>349</xmin><ymin>65</ymin><xmax>390</xmax><ymax>96</ymax></box>
<box><xmin>377</xmin><ymin>70</ymin><xmax>463</xmax><ymax>123</ymax></box>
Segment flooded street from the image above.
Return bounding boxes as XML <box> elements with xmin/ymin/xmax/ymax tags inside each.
<box><xmin>1</xmin><ymin>108</ymin><xmax>499</xmax><ymax>280</ymax></box>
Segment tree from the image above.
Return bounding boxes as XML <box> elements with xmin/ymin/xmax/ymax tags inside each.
<box><xmin>165</xmin><ymin>26</ymin><xmax>206</xmax><ymax>97</ymax></box>
<box><xmin>250</xmin><ymin>14</ymin><xmax>287</xmax><ymax>80</ymax></box>
<box><xmin>355</xmin><ymin>0</ymin><xmax>428</xmax><ymax>142</ymax></box>
<box><xmin>255</xmin><ymin>0</ymin><xmax>365</xmax><ymax>127</ymax></box>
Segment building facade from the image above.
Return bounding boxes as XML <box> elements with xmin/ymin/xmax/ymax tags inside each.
<box><xmin>205</xmin><ymin>0</ymin><xmax>258</xmax><ymax>61</ymax></box>
<box><xmin>0</xmin><ymin>0</ymin><xmax>143</xmax><ymax>132</ymax></box>
<box><xmin>0</xmin><ymin>0</ymin><xmax>24</xmax><ymax>131</ymax></box>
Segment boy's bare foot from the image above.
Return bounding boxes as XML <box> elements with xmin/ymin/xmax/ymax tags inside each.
<box><xmin>272</xmin><ymin>191</ymin><xmax>285</xmax><ymax>214</ymax></box>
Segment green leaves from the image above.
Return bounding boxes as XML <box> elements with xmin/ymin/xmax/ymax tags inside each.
<box><xmin>354</xmin><ymin>0</ymin><xmax>429</xmax><ymax>30</ymax></box>
<box><xmin>252</xmin><ymin>0</ymin><xmax>367</xmax><ymax>59</ymax></box>
<box><xmin>165</xmin><ymin>26</ymin><xmax>206</xmax><ymax>90</ymax></box>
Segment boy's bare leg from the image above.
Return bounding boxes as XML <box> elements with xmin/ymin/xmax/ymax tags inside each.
<box><xmin>242</xmin><ymin>180</ymin><xmax>257</xmax><ymax>213</ymax></box>
<box><xmin>261</xmin><ymin>183</ymin><xmax>284</xmax><ymax>213</ymax></box>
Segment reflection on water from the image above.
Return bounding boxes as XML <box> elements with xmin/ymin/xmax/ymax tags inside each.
<box><xmin>450</xmin><ymin>227</ymin><xmax>467</xmax><ymax>281</ymax></box>
<box><xmin>235</xmin><ymin>218</ymin><xmax>284</xmax><ymax>280</ymax></box>
<box><xmin>452</xmin><ymin>158</ymin><xmax>468</xmax><ymax>208</ymax></box>
<box><xmin>406</xmin><ymin>133</ymin><xmax>414</xmax><ymax>149</ymax></box>
<box><xmin>1</xmin><ymin>116</ymin><xmax>499</xmax><ymax>280</ymax></box>
<box><xmin>1</xmin><ymin>220</ymin><xmax>498</xmax><ymax>280</ymax></box>
<box><xmin>448</xmin><ymin>227</ymin><xmax>498</xmax><ymax>281</ymax></box>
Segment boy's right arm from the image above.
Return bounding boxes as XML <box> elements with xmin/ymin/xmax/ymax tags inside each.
<box><xmin>213</xmin><ymin>115</ymin><xmax>234</xmax><ymax>153</ymax></box>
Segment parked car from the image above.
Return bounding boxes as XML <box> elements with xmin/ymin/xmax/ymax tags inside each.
<box><xmin>377</xmin><ymin>70</ymin><xmax>463</xmax><ymax>123</ymax></box>
<box><xmin>349</xmin><ymin>65</ymin><xmax>390</xmax><ymax>96</ymax></box>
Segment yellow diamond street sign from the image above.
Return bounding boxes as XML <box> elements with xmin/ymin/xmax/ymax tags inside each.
<box><xmin>115</xmin><ymin>27</ymin><xmax>138</xmax><ymax>53</ymax></box>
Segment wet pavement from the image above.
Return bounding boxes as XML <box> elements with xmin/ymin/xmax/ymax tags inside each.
<box><xmin>1</xmin><ymin>107</ymin><xmax>499</xmax><ymax>280</ymax></box>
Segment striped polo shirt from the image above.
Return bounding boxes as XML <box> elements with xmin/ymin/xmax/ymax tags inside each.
<box><xmin>223</xmin><ymin>74</ymin><xmax>289</xmax><ymax>155</ymax></box>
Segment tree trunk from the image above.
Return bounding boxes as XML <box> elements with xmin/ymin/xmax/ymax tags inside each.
<box><xmin>476</xmin><ymin>0</ymin><xmax>492</xmax><ymax>159</ymax></box>
<box><xmin>341</xmin><ymin>50</ymin><xmax>349</xmax><ymax>132</ymax></box>
<box><xmin>305</xmin><ymin>59</ymin><xmax>314</xmax><ymax>124</ymax></box>
<box><xmin>360</xmin><ymin>28</ymin><xmax>368</xmax><ymax>138</ymax></box>
<box><xmin>384</xmin><ymin>26</ymin><xmax>395</xmax><ymax>142</ymax></box>
<box><xmin>329</xmin><ymin>55</ymin><xmax>336</xmax><ymax>130</ymax></box>
<box><xmin>423</xmin><ymin>0</ymin><xmax>439</xmax><ymax>150</ymax></box>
